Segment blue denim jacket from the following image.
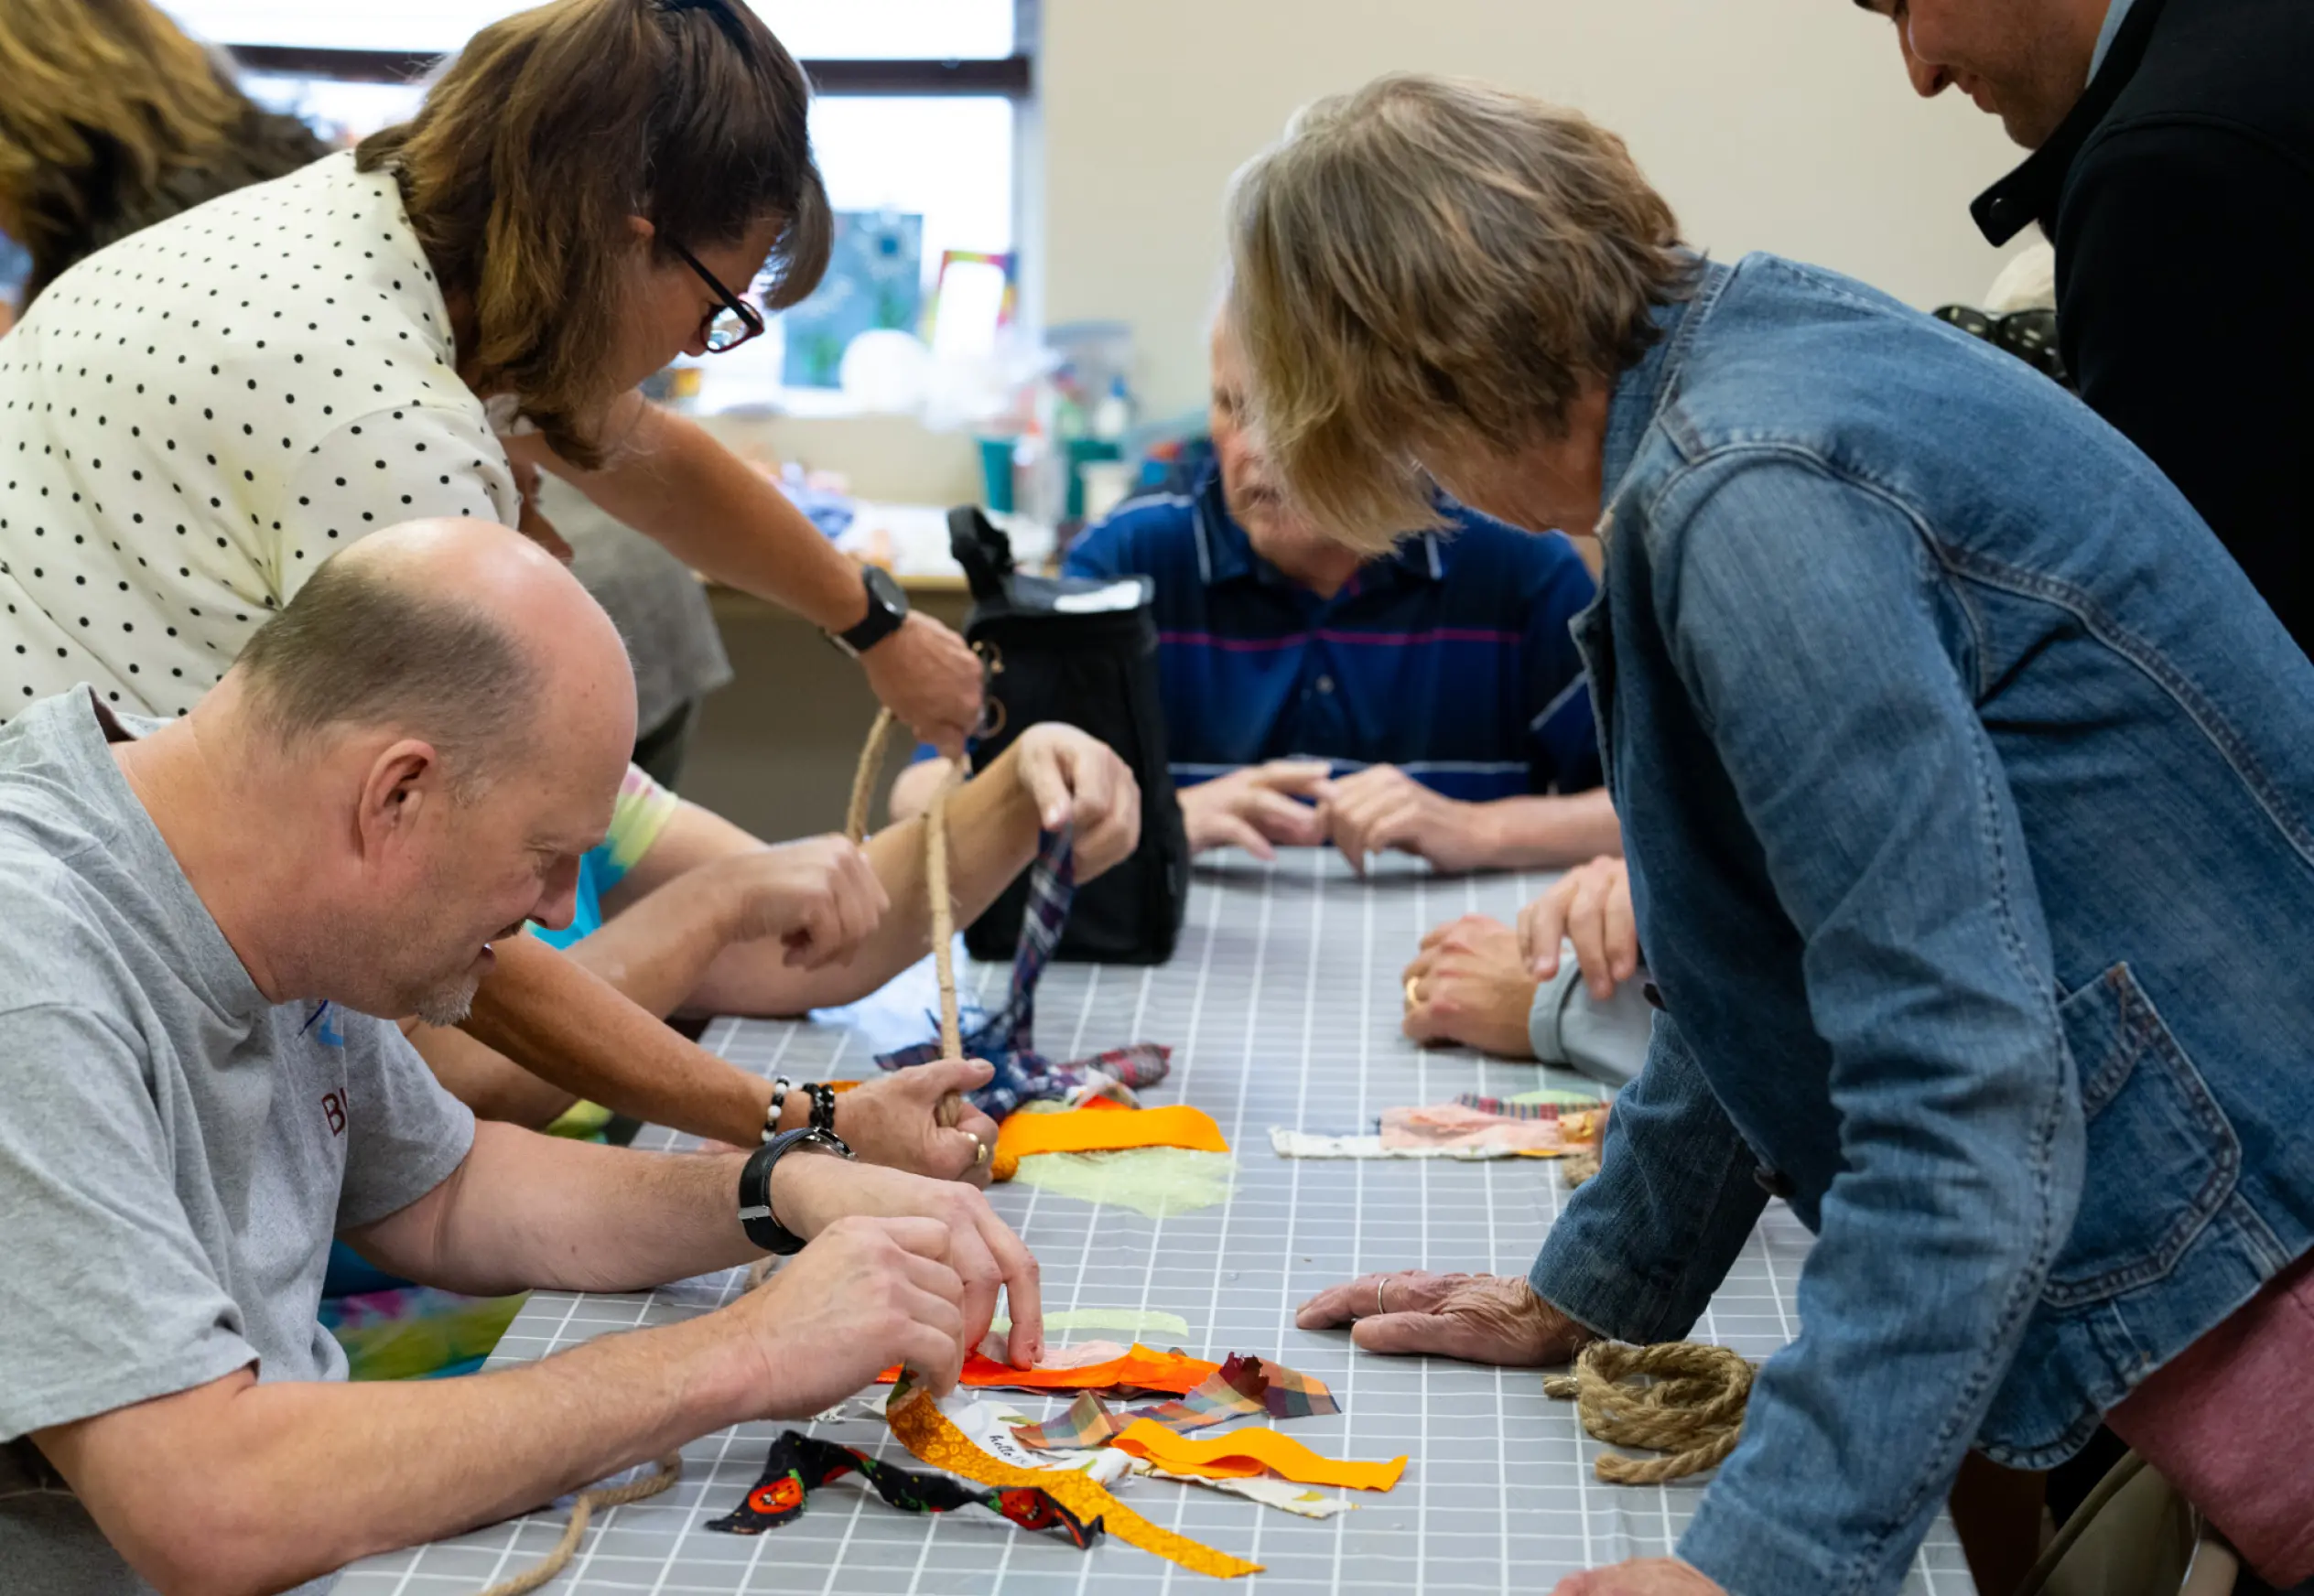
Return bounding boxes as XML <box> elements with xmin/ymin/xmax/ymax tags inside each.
<box><xmin>1528</xmin><ymin>255</ymin><xmax>2314</xmax><ymax>1596</ymax></box>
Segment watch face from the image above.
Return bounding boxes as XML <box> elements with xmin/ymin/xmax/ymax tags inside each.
<box><xmin>865</xmin><ymin>565</ymin><xmax>908</xmax><ymax>619</ymax></box>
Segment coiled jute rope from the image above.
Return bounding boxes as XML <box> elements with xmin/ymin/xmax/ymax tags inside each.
<box><xmin>1544</xmin><ymin>1340</ymin><xmax>1754</xmax><ymax>1485</ymax></box>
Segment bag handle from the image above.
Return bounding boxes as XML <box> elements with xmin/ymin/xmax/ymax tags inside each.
<box><xmin>947</xmin><ymin>505</ymin><xmax>1014</xmax><ymax>602</ymax></box>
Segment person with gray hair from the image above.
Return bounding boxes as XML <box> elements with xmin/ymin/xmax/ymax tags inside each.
<box><xmin>1250</xmin><ymin>74</ymin><xmax>2314</xmax><ymax>1596</ymax></box>
<box><xmin>0</xmin><ymin>519</ymin><xmax>1043</xmax><ymax>1596</ymax></box>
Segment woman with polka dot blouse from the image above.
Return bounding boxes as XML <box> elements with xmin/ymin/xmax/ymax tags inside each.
<box><xmin>0</xmin><ymin>0</ymin><xmax>981</xmax><ymax>749</ymax></box>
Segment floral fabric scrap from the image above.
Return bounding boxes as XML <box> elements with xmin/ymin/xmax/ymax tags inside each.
<box><xmin>707</xmin><ymin>1429</ymin><xmax>1100</xmax><ymax>1547</ymax></box>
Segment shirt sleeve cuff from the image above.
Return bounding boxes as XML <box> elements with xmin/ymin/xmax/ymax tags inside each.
<box><xmin>1528</xmin><ymin>960</ymin><xmax>1571</xmax><ymax>1064</ymax></box>
<box><xmin>1675</xmin><ymin>1477</ymin><xmax>1854</xmax><ymax>1596</ymax></box>
<box><xmin>1528</xmin><ymin>1224</ymin><xmax>1671</xmax><ymax>1346</ymax></box>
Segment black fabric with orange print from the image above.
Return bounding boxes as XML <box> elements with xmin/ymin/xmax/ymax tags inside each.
<box><xmin>707</xmin><ymin>1429</ymin><xmax>1103</xmax><ymax>1547</ymax></box>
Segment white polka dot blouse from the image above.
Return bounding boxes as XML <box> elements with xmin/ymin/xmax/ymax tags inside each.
<box><xmin>0</xmin><ymin>152</ymin><xmax>521</xmax><ymax>720</ymax></box>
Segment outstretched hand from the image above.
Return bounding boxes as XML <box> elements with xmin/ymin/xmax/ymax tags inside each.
<box><xmin>1552</xmin><ymin>1560</ymin><xmax>1728</xmax><ymax>1595</ymax></box>
<box><xmin>1179</xmin><ymin>760</ymin><xmax>1330</xmax><ymax>858</ymax></box>
<box><xmin>1295</xmin><ymin>1270</ymin><xmax>1592</xmax><ymax>1365</ymax></box>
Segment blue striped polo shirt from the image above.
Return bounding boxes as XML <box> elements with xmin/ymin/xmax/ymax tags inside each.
<box><xmin>1063</xmin><ymin>463</ymin><xmax>1602</xmax><ymax>802</ymax></box>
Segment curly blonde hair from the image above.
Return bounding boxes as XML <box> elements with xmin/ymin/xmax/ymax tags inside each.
<box><xmin>1227</xmin><ymin>74</ymin><xmax>1695</xmax><ymax>553</ymax></box>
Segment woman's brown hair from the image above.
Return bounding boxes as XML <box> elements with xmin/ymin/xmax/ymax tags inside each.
<box><xmin>1228</xmin><ymin>74</ymin><xmax>1695</xmax><ymax>554</ymax></box>
<box><xmin>0</xmin><ymin>0</ymin><xmax>319</xmax><ymax>305</ymax></box>
<box><xmin>359</xmin><ymin>0</ymin><xmax>832</xmax><ymax>469</ymax></box>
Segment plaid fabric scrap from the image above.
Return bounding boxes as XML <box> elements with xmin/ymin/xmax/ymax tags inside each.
<box><xmin>877</xmin><ymin>825</ymin><xmax>1171</xmax><ymax>1117</ymax></box>
<box><xmin>1450</xmin><ymin>1094</ymin><xmax>1569</xmax><ymax>1120</ymax></box>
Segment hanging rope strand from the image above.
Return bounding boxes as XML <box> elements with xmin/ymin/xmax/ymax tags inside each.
<box><xmin>477</xmin><ymin>1456</ymin><xmax>682</xmax><ymax>1596</ymax></box>
<box><xmin>846</xmin><ymin>708</ymin><xmax>966</xmax><ymax>1062</ymax></box>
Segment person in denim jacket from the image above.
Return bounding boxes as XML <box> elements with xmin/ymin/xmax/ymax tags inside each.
<box><xmin>1244</xmin><ymin>75</ymin><xmax>2314</xmax><ymax>1596</ymax></box>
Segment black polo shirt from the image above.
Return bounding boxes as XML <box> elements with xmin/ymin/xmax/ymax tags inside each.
<box><xmin>1973</xmin><ymin>0</ymin><xmax>2313</xmax><ymax>658</ymax></box>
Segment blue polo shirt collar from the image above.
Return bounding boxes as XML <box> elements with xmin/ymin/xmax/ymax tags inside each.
<box><xmin>1190</xmin><ymin>461</ymin><xmax>1447</xmax><ymax>593</ymax></box>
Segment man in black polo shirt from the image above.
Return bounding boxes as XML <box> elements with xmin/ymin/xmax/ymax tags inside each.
<box><xmin>1855</xmin><ymin>0</ymin><xmax>2312</xmax><ymax>657</ymax></box>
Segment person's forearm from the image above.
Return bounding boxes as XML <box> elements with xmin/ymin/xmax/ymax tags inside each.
<box><xmin>358</xmin><ymin>1122</ymin><xmax>758</xmax><ymax>1296</ymax></box>
<box><xmin>530</xmin><ymin>397</ymin><xmax>868</xmax><ymax>631</ymax></box>
<box><xmin>411</xmin><ymin>1020</ymin><xmax>583</xmax><ymax>1127</ymax></box>
<box><xmin>72</xmin><ymin>1315</ymin><xmax>751</xmax><ymax>1596</ymax></box>
<box><xmin>685</xmin><ymin>749</ymin><xmax>1040</xmax><ymax>1015</ymax></box>
<box><xmin>462</xmin><ymin>933</ymin><xmax>772</xmax><ymax>1146</ymax></box>
<box><xmin>565</xmin><ymin>873</ymin><xmax>745</xmax><ymax>1019</ymax></box>
<box><xmin>1471</xmin><ymin>789</ymin><xmax>1625</xmax><ymax>869</ymax></box>
<box><xmin>887</xmin><ymin>756</ymin><xmax>953</xmax><ymax>825</ymax></box>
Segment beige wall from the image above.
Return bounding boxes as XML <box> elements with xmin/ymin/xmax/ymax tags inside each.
<box><xmin>1038</xmin><ymin>0</ymin><xmax>2034</xmax><ymax>419</ymax></box>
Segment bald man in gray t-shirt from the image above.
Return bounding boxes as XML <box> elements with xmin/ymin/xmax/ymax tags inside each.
<box><xmin>0</xmin><ymin>522</ymin><xmax>1043</xmax><ymax>1596</ymax></box>
<box><xmin>0</xmin><ymin>691</ymin><xmax>475</xmax><ymax>1595</ymax></box>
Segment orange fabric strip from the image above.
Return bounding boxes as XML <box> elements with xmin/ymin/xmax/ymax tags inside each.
<box><xmin>994</xmin><ymin>1104</ymin><xmax>1230</xmax><ymax>1165</ymax></box>
<box><xmin>1108</xmin><ymin>1419</ymin><xmax>1409</xmax><ymax>1492</ymax></box>
<box><xmin>885</xmin><ymin>1386</ymin><xmax>1263</xmax><ymax>1580</ymax></box>
<box><xmin>877</xmin><ymin>1344</ymin><xmax>1221</xmax><ymax>1396</ymax></box>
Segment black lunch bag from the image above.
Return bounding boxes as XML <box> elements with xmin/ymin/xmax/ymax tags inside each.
<box><xmin>949</xmin><ymin>505</ymin><xmax>1190</xmax><ymax>965</ymax></box>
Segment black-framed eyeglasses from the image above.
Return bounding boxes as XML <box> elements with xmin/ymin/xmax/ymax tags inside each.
<box><xmin>668</xmin><ymin>240</ymin><xmax>766</xmax><ymax>354</ymax></box>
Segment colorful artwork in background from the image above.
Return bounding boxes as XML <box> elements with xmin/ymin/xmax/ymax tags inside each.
<box><xmin>781</xmin><ymin>210</ymin><xmax>925</xmax><ymax>390</ymax></box>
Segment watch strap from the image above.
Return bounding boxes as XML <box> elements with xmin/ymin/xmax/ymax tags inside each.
<box><xmin>832</xmin><ymin>566</ymin><xmax>908</xmax><ymax>654</ymax></box>
<box><xmin>738</xmin><ymin>1127</ymin><xmax>854</xmax><ymax>1256</ymax></box>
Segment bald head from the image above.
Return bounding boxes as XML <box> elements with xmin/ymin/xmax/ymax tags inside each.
<box><xmin>233</xmin><ymin>519</ymin><xmax>633</xmax><ymax>793</ymax></box>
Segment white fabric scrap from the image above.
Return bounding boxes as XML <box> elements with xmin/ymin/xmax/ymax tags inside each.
<box><xmin>1270</xmin><ymin>1127</ymin><xmax>1554</xmax><ymax>1160</ymax></box>
<box><xmin>1139</xmin><ymin>1463</ymin><xmax>1354</xmax><ymax>1519</ymax></box>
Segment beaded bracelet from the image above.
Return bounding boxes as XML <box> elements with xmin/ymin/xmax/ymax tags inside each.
<box><xmin>762</xmin><ymin>1075</ymin><xmax>795</xmax><ymax>1145</ymax></box>
<box><xmin>803</xmin><ymin>1082</ymin><xmax>839</xmax><ymax>1138</ymax></box>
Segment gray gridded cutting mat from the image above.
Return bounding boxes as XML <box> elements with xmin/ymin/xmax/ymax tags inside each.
<box><xmin>341</xmin><ymin>850</ymin><xmax>1973</xmax><ymax>1596</ymax></box>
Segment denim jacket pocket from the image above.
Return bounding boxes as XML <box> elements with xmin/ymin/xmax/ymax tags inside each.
<box><xmin>2040</xmin><ymin>963</ymin><xmax>2242</xmax><ymax>1310</ymax></box>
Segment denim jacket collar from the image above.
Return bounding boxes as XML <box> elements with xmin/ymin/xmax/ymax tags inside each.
<box><xmin>1598</xmin><ymin>257</ymin><xmax>1735</xmax><ymax>536</ymax></box>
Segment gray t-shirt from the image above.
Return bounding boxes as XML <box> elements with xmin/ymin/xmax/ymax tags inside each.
<box><xmin>0</xmin><ymin>691</ymin><xmax>477</xmax><ymax>1595</ymax></box>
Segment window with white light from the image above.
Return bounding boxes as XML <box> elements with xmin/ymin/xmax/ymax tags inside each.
<box><xmin>159</xmin><ymin>1</ymin><xmax>1028</xmax><ymax>414</ymax></box>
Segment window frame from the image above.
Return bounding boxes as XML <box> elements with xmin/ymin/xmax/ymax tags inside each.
<box><xmin>221</xmin><ymin>44</ymin><xmax>1033</xmax><ymax>96</ymax></box>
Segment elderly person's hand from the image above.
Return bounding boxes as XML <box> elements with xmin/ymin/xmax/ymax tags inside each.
<box><xmin>1552</xmin><ymin>1560</ymin><xmax>1728</xmax><ymax>1596</ymax></box>
<box><xmin>1317</xmin><ymin>764</ymin><xmax>1498</xmax><ymax>875</ymax></box>
<box><xmin>1180</xmin><ymin>760</ymin><xmax>1330</xmax><ymax>858</ymax></box>
<box><xmin>770</xmin><ymin>1120</ymin><xmax>1043</xmax><ymax>1369</ymax></box>
<box><xmin>1296</xmin><ymin>1270</ymin><xmax>1592</xmax><ymax>1364</ymax></box>
<box><xmin>1008</xmin><ymin>722</ymin><xmax>1141</xmax><ymax>877</ymax></box>
<box><xmin>864</xmin><ymin>611</ymin><xmax>984</xmax><ymax>759</ymax></box>
<box><xmin>1402</xmin><ymin>915</ymin><xmax>1539</xmax><ymax>1056</ymax></box>
<box><xmin>1519</xmin><ymin>854</ymin><xmax>1641</xmax><ymax>999</ymax></box>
